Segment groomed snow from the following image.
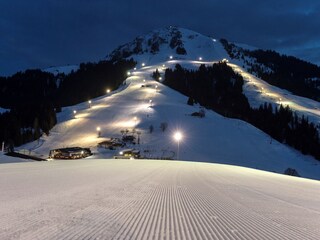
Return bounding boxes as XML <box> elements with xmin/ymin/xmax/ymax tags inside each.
<box><xmin>1</xmin><ymin>159</ymin><xmax>319</xmax><ymax>239</ymax></box>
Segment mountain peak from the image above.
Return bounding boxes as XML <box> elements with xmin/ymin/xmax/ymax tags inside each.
<box><xmin>107</xmin><ymin>26</ymin><xmax>228</xmax><ymax>64</ymax></box>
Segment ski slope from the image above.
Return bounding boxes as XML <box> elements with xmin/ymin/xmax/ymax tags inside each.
<box><xmin>17</xmin><ymin>57</ymin><xmax>320</xmax><ymax>180</ymax></box>
<box><xmin>1</xmin><ymin>159</ymin><xmax>319</xmax><ymax>239</ymax></box>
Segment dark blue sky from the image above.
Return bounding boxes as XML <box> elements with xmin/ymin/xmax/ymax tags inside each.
<box><xmin>1</xmin><ymin>0</ymin><xmax>320</xmax><ymax>76</ymax></box>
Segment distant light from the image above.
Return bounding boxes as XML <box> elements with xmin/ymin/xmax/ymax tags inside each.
<box><xmin>169</xmin><ymin>56</ymin><xmax>173</xmax><ymax>60</ymax></box>
<box><xmin>134</xmin><ymin>67</ymin><xmax>137</xmax><ymax>70</ymax></box>
<box><xmin>127</xmin><ymin>71</ymin><xmax>131</xmax><ymax>76</ymax></box>
<box><xmin>106</xmin><ymin>89</ymin><xmax>111</xmax><ymax>93</ymax></box>
<box><xmin>162</xmin><ymin>64</ymin><xmax>165</xmax><ymax>67</ymax></box>
<box><xmin>96</xmin><ymin>126</ymin><xmax>101</xmax><ymax>131</ymax></box>
<box><xmin>88</xmin><ymin>100</ymin><xmax>91</xmax><ymax>104</ymax></box>
<box><xmin>119</xmin><ymin>151</ymin><xmax>123</xmax><ymax>155</ymax></box>
<box><xmin>199</xmin><ymin>57</ymin><xmax>202</xmax><ymax>61</ymax></box>
<box><xmin>149</xmin><ymin>99</ymin><xmax>152</xmax><ymax>103</ymax></box>
<box><xmin>159</xmin><ymin>77</ymin><xmax>162</xmax><ymax>80</ymax></box>
<box><xmin>73</xmin><ymin>110</ymin><xmax>77</xmax><ymax>114</ymax></box>
<box><xmin>143</xmin><ymin>79</ymin><xmax>146</xmax><ymax>82</ymax></box>
<box><xmin>142</xmin><ymin>63</ymin><xmax>146</xmax><ymax>67</ymax></box>
<box><xmin>174</xmin><ymin>131</ymin><xmax>183</xmax><ymax>142</ymax></box>
<box><xmin>212</xmin><ymin>39</ymin><xmax>217</xmax><ymax>42</ymax></box>
<box><xmin>81</xmin><ymin>151</ymin><xmax>84</xmax><ymax>155</ymax></box>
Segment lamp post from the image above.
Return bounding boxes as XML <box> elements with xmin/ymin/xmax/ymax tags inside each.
<box><xmin>96</xmin><ymin>126</ymin><xmax>101</xmax><ymax>138</ymax></box>
<box><xmin>88</xmin><ymin>100</ymin><xmax>92</xmax><ymax>108</ymax></box>
<box><xmin>173</xmin><ymin>131</ymin><xmax>183</xmax><ymax>160</ymax></box>
<box><xmin>73</xmin><ymin>110</ymin><xmax>77</xmax><ymax>118</ymax></box>
<box><xmin>133</xmin><ymin>116</ymin><xmax>137</xmax><ymax>127</ymax></box>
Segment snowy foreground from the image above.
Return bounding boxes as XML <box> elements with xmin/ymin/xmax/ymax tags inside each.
<box><xmin>1</xmin><ymin>159</ymin><xmax>320</xmax><ymax>240</ymax></box>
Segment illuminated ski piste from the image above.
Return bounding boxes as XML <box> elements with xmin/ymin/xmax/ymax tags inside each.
<box><xmin>14</xmin><ymin>56</ymin><xmax>320</xmax><ymax>180</ymax></box>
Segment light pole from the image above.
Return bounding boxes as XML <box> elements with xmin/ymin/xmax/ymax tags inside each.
<box><xmin>96</xmin><ymin>126</ymin><xmax>101</xmax><ymax>138</ymax></box>
<box><xmin>173</xmin><ymin>131</ymin><xmax>183</xmax><ymax>160</ymax></box>
<box><xmin>73</xmin><ymin>110</ymin><xmax>77</xmax><ymax>118</ymax></box>
<box><xmin>133</xmin><ymin>116</ymin><xmax>137</xmax><ymax>127</ymax></box>
<box><xmin>88</xmin><ymin>100</ymin><xmax>92</xmax><ymax>108</ymax></box>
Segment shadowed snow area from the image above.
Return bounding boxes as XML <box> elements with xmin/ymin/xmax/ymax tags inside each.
<box><xmin>1</xmin><ymin>159</ymin><xmax>319</xmax><ymax>239</ymax></box>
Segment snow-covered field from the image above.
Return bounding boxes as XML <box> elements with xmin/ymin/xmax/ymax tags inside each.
<box><xmin>1</xmin><ymin>159</ymin><xmax>319</xmax><ymax>239</ymax></box>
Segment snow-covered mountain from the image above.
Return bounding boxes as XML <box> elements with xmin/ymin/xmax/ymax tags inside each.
<box><xmin>4</xmin><ymin>26</ymin><xmax>319</xmax><ymax>180</ymax></box>
<box><xmin>107</xmin><ymin>26</ymin><xmax>228</xmax><ymax>65</ymax></box>
<box><xmin>3</xmin><ymin>27</ymin><xmax>320</xmax><ymax>239</ymax></box>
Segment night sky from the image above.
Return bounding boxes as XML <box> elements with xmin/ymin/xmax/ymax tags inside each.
<box><xmin>1</xmin><ymin>0</ymin><xmax>320</xmax><ymax>76</ymax></box>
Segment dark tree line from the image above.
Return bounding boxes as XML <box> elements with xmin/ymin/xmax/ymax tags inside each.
<box><xmin>0</xmin><ymin>59</ymin><xmax>135</xmax><ymax>147</ymax></box>
<box><xmin>164</xmin><ymin>62</ymin><xmax>250</xmax><ymax>118</ymax></box>
<box><xmin>221</xmin><ymin>39</ymin><xmax>320</xmax><ymax>101</ymax></box>
<box><xmin>162</xmin><ymin>63</ymin><xmax>320</xmax><ymax>160</ymax></box>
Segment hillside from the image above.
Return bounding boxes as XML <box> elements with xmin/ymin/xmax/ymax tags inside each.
<box><xmin>17</xmin><ymin>58</ymin><xmax>320</xmax><ymax>180</ymax></box>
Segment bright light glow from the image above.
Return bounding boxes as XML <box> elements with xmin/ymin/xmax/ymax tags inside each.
<box><xmin>119</xmin><ymin>151</ymin><xmax>123</xmax><ymax>155</ymax></box>
<box><xmin>88</xmin><ymin>100</ymin><xmax>91</xmax><ymax>104</ymax></box>
<box><xmin>173</xmin><ymin>131</ymin><xmax>183</xmax><ymax>142</ymax></box>
<box><xmin>96</xmin><ymin>126</ymin><xmax>101</xmax><ymax>131</ymax></box>
<box><xmin>127</xmin><ymin>71</ymin><xmax>131</xmax><ymax>76</ymax></box>
<box><xmin>169</xmin><ymin>56</ymin><xmax>173</xmax><ymax>60</ymax></box>
<box><xmin>143</xmin><ymin>79</ymin><xmax>146</xmax><ymax>82</ymax></box>
<box><xmin>162</xmin><ymin>64</ymin><xmax>165</xmax><ymax>67</ymax></box>
<box><xmin>159</xmin><ymin>77</ymin><xmax>162</xmax><ymax>80</ymax></box>
<box><xmin>199</xmin><ymin>57</ymin><xmax>202</xmax><ymax>61</ymax></box>
<box><xmin>213</xmin><ymin>39</ymin><xmax>217</xmax><ymax>42</ymax></box>
<box><xmin>106</xmin><ymin>89</ymin><xmax>111</xmax><ymax>93</ymax></box>
<box><xmin>134</xmin><ymin>67</ymin><xmax>137</xmax><ymax>70</ymax></box>
<box><xmin>142</xmin><ymin>63</ymin><xmax>145</xmax><ymax>67</ymax></box>
<box><xmin>73</xmin><ymin>110</ymin><xmax>77</xmax><ymax>114</ymax></box>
